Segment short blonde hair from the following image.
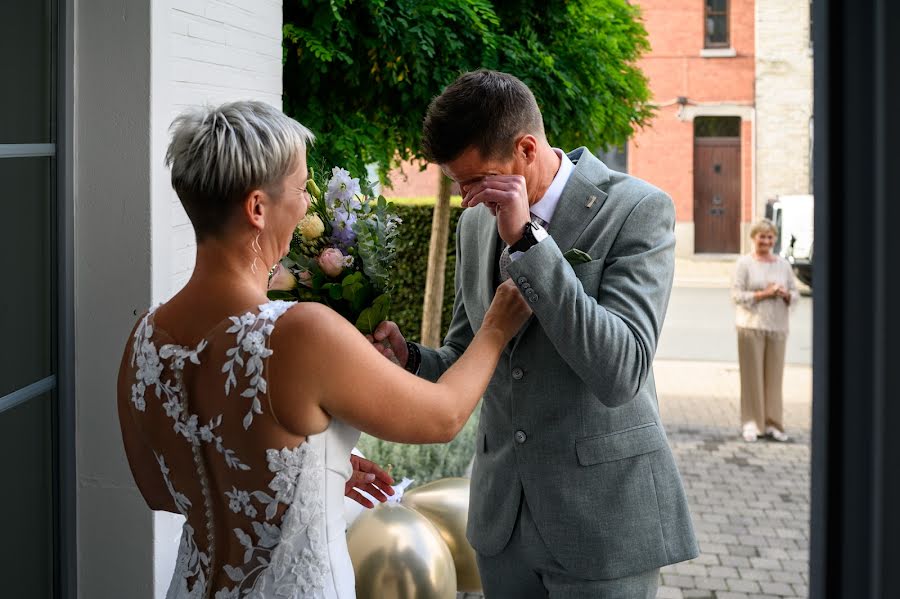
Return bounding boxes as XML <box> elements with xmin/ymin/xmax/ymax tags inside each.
<box><xmin>165</xmin><ymin>100</ymin><xmax>315</xmax><ymax>241</ymax></box>
<box><xmin>750</xmin><ymin>219</ymin><xmax>778</xmax><ymax>239</ymax></box>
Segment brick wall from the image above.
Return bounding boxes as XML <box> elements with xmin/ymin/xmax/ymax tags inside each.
<box><xmin>632</xmin><ymin>0</ymin><xmax>755</xmax><ymax>234</ymax></box>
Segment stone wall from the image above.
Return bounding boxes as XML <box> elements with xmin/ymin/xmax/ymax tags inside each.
<box><xmin>754</xmin><ymin>0</ymin><xmax>813</xmax><ymax>216</ymax></box>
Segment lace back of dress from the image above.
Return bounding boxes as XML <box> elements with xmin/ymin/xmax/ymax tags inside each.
<box><xmin>129</xmin><ymin>300</ymin><xmax>330</xmax><ymax>599</ymax></box>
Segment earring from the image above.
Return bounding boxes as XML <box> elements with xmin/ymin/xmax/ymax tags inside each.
<box><xmin>250</xmin><ymin>232</ymin><xmax>262</xmax><ymax>274</ymax></box>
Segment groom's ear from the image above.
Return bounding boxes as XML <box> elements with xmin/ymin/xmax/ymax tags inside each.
<box><xmin>515</xmin><ymin>134</ymin><xmax>539</xmax><ymax>165</ymax></box>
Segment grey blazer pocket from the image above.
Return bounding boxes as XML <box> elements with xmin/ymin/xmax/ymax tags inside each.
<box><xmin>576</xmin><ymin>422</ymin><xmax>666</xmax><ymax>465</ymax></box>
<box><xmin>571</xmin><ymin>259</ymin><xmax>605</xmax><ymax>277</ymax></box>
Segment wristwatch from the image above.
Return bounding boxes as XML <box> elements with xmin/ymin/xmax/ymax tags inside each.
<box><xmin>508</xmin><ymin>221</ymin><xmax>540</xmax><ymax>254</ymax></box>
<box><xmin>404</xmin><ymin>342</ymin><xmax>421</xmax><ymax>374</ymax></box>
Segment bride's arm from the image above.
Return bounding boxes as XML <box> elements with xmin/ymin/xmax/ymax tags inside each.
<box><xmin>268</xmin><ymin>281</ymin><xmax>530</xmax><ymax>444</ymax></box>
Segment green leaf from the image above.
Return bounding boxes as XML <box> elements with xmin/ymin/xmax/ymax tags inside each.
<box><xmin>267</xmin><ymin>290</ymin><xmax>296</xmax><ymax>301</ymax></box>
<box><xmin>355</xmin><ymin>293</ymin><xmax>391</xmax><ymax>335</ymax></box>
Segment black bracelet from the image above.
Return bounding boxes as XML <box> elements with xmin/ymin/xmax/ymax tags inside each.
<box><xmin>405</xmin><ymin>342</ymin><xmax>421</xmax><ymax>373</ymax></box>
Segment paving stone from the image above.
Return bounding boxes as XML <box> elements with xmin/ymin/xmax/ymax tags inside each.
<box><xmin>652</xmin><ymin>360</ymin><xmax>811</xmax><ymax>599</ymax></box>
<box><xmin>674</xmin><ymin>563</ymin><xmax>708</xmax><ymax>577</ymax></box>
<box><xmin>750</xmin><ymin>557</ymin><xmax>782</xmax><ymax>571</ymax></box>
<box><xmin>759</xmin><ymin>581</ymin><xmax>796</xmax><ymax>596</ymax></box>
<box><xmin>770</xmin><ymin>571</ymin><xmax>804</xmax><ymax>585</ymax></box>
<box><xmin>738</xmin><ymin>568</ymin><xmax>773</xmax><ymax>582</ymax></box>
<box><xmin>727</xmin><ymin>578</ymin><xmax>762</xmax><ymax>593</ymax></box>
<box><xmin>662</xmin><ymin>574</ymin><xmax>696</xmax><ymax>588</ymax></box>
<box><xmin>720</xmin><ymin>555</ymin><xmax>751</xmax><ymax>568</ymax></box>
<box><xmin>656</xmin><ymin>585</ymin><xmax>684</xmax><ymax>599</ymax></box>
<box><xmin>694</xmin><ymin>577</ymin><xmax>728</xmax><ymax>591</ymax></box>
<box><xmin>708</xmin><ymin>566</ymin><xmax>739</xmax><ymax>579</ymax></box>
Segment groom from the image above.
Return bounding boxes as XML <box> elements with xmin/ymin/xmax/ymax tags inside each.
<box><xmin>374</xmin><ymin>70</ymin><xmax>698</xmax><ymax>597</ymax></box>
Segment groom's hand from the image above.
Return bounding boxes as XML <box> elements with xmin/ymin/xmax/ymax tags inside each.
<box><xmin>462</xmin><ymin>174</ymin><xmax>531</xmax><ymax>246</ymax></box>
<box><xmin>346</xmin><ymin>455</ymin><xmax>395</xmax><ymax>509</ymax></box>
<box><xmin>366</xmin><ymin>321</ymin><xmax>409</xmax><ymax>367</ymax></box>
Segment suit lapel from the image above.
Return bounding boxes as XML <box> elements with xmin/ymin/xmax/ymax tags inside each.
<box><xmin>547</xmin><ymin>148</ymin><xmax>610</xmax><ymax>254</ymax></box>
<box><xmin>509</xmin><ymin>148</ymin><xmax>610</xmax><ymax>351</ymax></box>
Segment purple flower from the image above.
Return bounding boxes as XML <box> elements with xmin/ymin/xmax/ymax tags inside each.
<box><xmin>331</xmin><ymin>208</ymin><xmax>357</xmax><ymax>246</ymax></box>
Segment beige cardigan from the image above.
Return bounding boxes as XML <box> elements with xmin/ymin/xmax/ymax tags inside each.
<box><xmin>732</xmin><ymin>254</ymin><xmax>800</xmax><ymax>334</ymax></box>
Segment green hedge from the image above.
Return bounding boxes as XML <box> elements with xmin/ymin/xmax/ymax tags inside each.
<box><xmin>356</xmin><ymin>403</ymin><xmax>479</xmax><ymax>484</ymax></box>
<box><xmin>358</xmin><ymin>202</ymin><xmax>474</xmax><ymax>484</ymax></box>
<box><xmin>388</xmin><ymin>203</ymin><xmax>464</xmax><ymax>344</ymax></box>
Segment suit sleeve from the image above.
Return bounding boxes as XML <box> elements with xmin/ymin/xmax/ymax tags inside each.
<box><xmin>505</xmin><ymin>191</ymin><xmax>675</xmax><ymax>408</ymax></box>
<box><xmin>415</xmin><ymin>215</ymin><xmax>476</xmax><ymax>382</ymax></box>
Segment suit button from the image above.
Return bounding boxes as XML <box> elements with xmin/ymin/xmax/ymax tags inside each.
<box><xmin>520</xmin><ymin>282</ymin><xmax>532</xmax><ymax>290</ymax></box>
<box><xmin>515</xmin><ymin>430</ymin><xmax>527</xmax><ymax>444</ymax></box>
<box><xmin>517</xmin><ymin>276</ymin><xmax>528</xmax><ymax>285</ymax></box>
<box><xmin>512</xmin><ymin>367</ymin><xmax>524</xmax><ymax>380</ymax></box>
<box><xmin>528</xmin><ymin>293</ymin><xmax>539</xmax><ymax>303</ymax></box>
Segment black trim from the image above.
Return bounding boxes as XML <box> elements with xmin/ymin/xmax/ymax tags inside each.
<box><xmin>810</xmin><ymin>0</ymin><xmax>900</xmax><ymax>596</ymax></box>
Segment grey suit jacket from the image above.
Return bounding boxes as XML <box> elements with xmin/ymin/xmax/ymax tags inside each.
<box><xmin>416</xmin><ymin>148</ymin><xmax>699</xmax><ymax>580</ymax></box>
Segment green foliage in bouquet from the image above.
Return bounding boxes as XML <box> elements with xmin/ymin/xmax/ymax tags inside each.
<box><xmin>268</xmin><ymin>167</ymin><xmax>402</xmax><ymax>335</ymax></box>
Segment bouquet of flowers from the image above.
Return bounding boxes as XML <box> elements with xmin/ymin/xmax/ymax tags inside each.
<box><xmin>267</xmin><ymin>166</ymin><xmax>401</xmax><ymax>334</ymax></box>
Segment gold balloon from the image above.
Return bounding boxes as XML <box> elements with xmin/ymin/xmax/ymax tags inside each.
<box><xmin>402</xmin><ymin>478</ymin><xmax>482</xmax><ymax>593</ymax></box>
<box><xmin>347</xmin><ymin>502</ymin><xmax>457</xmax><ymax>599</ymax></box>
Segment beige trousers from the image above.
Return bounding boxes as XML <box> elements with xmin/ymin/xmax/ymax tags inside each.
<box><xmin>737</xmin><ymin>327</ymin><xmax>787</xmax><ymax>432</ymax></box>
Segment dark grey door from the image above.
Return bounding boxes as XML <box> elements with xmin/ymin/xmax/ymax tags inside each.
<box><xmin>0</xmin><ymin>0</ymin><xmax>59</xmax><ymax>596</ymax></box>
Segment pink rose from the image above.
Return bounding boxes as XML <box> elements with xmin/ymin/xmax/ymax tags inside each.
<box><xmin>268</xmin><ymin>264</ymin><xmax>297</xmax><ymax>291</ymax></box>
<box><xmin>318</xmin><ymin>248</ymin><xmax>345</xmax><ymax>278</ymax></box>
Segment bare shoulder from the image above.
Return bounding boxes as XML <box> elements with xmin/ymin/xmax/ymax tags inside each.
<box><xmin>269</xmin><ymin>301</ymin><xmax>364</xmax><ymax>359</ymax></box>
<box><xmin>274</xmin><ymin>301</ymin><xmax>349</xmax><ymax>336</ymax></box>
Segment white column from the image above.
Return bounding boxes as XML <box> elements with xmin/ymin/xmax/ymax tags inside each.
<box><xmin>74</xmin><ymin>0</ymin><xmax>155</xmax><ymax>597</ymax></box>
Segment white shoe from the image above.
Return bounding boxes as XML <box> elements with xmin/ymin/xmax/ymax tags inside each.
<box><xmin>742</xmin><ymin>424</ymin><xmax>759</xmax><ymax>442</ymax></box>
<box><xmin>766</xmin><ymin>426</ymin><xmax>790</xmax><ymax>442</ymax></box>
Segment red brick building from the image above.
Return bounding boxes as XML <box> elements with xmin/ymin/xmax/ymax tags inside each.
<box><xmin>629</xmin><ymin>0</ymin><xmax>756</xmax><ymax>255</ymax></box>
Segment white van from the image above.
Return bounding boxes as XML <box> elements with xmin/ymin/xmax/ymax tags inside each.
<box><xmin>765</xmin><ymin>194</ymin><xmax>813</xmax><ymax>287</ymax></box>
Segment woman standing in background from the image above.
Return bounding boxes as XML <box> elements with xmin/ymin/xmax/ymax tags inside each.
<box><xmin>732</xmin><ymin>219</ymin><xmax>800</xmax><ymax>442</ymax></box>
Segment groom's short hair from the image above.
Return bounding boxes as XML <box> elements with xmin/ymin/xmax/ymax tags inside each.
<box><xmin>422</xmin><ymin>70</ymin><xmax>545</xmax><ymax>164</ymax></box>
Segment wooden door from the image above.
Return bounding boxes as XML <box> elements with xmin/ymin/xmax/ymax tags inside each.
<box><xmin>694</xmin><ymin>137</ymin><xmax>741</xmax><ymax>253</ymax></box>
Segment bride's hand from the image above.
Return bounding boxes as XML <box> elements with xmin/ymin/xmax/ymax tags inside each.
<box><xmin>345</xmin><ymin>455</ymin><xmax>395</xmax><ymax>508</ymax></box>
<box><xmin>482</xmin><ymin>279</ymin><xmax>533</xmax><ymax>342</ymax></box>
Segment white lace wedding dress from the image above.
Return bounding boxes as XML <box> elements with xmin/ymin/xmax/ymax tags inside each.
<box><xmin>125</xmin><ymin>300</ymin><xmax>360</xmax><ymax>598</ymax></box>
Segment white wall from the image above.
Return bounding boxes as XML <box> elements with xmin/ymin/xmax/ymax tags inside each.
<box><xmin>75</xmin><ymin>0</ymin><xmax>284</xmax><ymax>597</ymax></box>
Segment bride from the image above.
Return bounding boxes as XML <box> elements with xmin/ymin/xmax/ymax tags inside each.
<box><xmin>116</xmin><ymin>100</ymin><xmax>531</xmax><ymax>598</ymax></box>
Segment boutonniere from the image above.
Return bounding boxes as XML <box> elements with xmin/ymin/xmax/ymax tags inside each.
<box><xmin>564</xmin><ymin>248</ymin><xmax>593</xmax><ymax>265</ymax></box>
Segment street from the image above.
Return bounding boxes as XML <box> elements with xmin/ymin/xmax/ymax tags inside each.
<box><xmin>658</xmin><ymin>286</ymin><xmax>813</xmax><ymax>366</ymax></box>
